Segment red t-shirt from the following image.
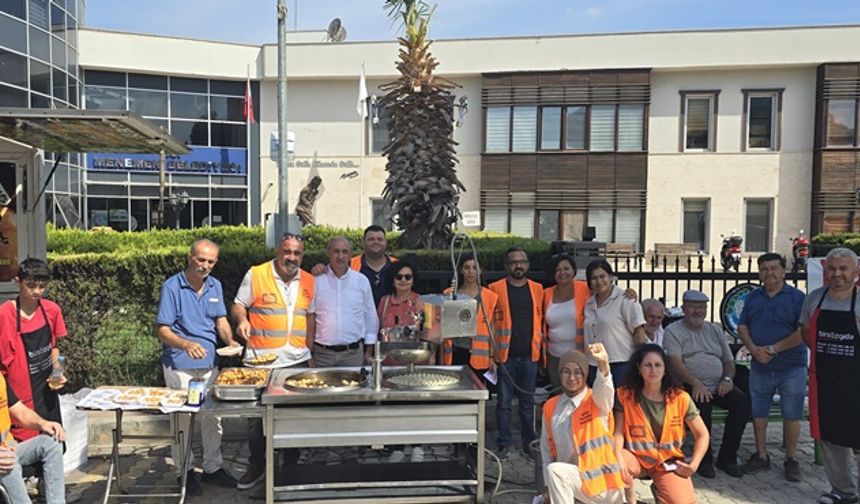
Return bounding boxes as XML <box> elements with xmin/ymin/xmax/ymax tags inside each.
<box><xmin>0</xmin><ymin>299</ymin><xmax>67</xmax><ymax>441</ymax></box>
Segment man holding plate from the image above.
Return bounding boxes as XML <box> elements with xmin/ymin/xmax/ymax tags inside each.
<box><xmin>156</xmin><ymin>238</ymin><xmax>241</xmax><ymax>494</ymax></box>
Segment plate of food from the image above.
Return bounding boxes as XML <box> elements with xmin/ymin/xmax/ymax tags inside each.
<box><xmin>139</xmin><ymin>396</ymin><xmax>163</xmax><ymax>408</ymax></box>
<box><xmin>161</xmin><ymin>394</ymin><xmax>187</xmax><ymax>407</ymax></box>
<box><xmin>146</xmin><ymin>389</ymin><xmax>172</xmax><ymax>398</ymax></box>
<box><xmin>244</xmin><ymin>352</ymin><xmax>277</xmax><ymax>366</ymax></box>
<box><xmin>216</xmin><ymin>345</ymin><xmax>243</xmax><ymax>357</ymax></box>
<box><xmin>124</xmin><ymin>388</ymin><xmax>147</xmax><ymax>397</ymax></box>
<box><xmin>114</xmin><ymin>393</ymin><xmax>141</xmax><ymax>404</ymax></box>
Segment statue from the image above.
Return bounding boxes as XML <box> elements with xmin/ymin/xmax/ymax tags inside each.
<box><xmin>295</xmin><ymin>176</ymin><xmax>322</xmax><ymax>227</ymax></box>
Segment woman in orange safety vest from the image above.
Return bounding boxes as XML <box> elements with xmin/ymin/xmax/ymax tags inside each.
<box><xmin>614</xmin><ymin>344</ymin><xmax>710</xmax><ymax>504</ymax></box>
<box><xmin>542</xmin><ymin>253</ymin><xmax>590</xmax><ymax>391</ymax></box>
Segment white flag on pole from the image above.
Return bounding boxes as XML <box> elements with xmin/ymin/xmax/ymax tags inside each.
<box><xmin>357</xmin><ymin>62</ymin><xmax>368</xmax><ymax>118</ymax></box>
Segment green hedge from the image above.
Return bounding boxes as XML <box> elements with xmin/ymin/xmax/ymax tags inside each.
<box><xmin>810</xmin><ymin>233</ymin><xmax>860</xmax><ymax>257</ymax></box>
<box><xmin>46</xmin><ymin>226</ymin><xmax>551</xmax><ymax>389</ymax></box>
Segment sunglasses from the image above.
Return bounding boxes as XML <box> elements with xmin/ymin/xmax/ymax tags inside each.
<box><xmin>281</xmin><ymin>233</ymin><xmax>304</xmax><ymax>242</ymax></box>
<box><xmin>395</xmin><ymin>274</ymin><xmax>413</xmax><ymax>281</ymax></box>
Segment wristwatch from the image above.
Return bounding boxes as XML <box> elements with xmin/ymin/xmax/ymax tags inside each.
<box><xmin>767</xmin><ymin>344</ymin><xmax>777</xmax><ymax>354</ymax></box>
<box><xmin>720</xmin><ymin>376</ymin><xmax>733</xmax><ymax>383</ymax></box>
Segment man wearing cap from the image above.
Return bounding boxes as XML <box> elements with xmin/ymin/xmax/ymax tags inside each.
<box><xmin>541</xmin><ymin>342</ymin><xmax>624</xmax><ymax>504</ymax></box>
<box><xmin>664</xmin><ymin>290</ymin><xmax>750</xmax><ymax>479</ymax></box>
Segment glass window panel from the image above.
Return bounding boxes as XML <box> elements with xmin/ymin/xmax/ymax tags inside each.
<box><xmin>52</xmin><ymin>67</ymin><xmax>66</xmax><ymax>100</ymax></box>
<box><xmin>170</xmin><ymin>77</ymin><xmax>206</xmax><ymax>93</ymax></box>
<box><xmin>51</xmin><ymin>35</ymin><xmax>65</xmax><ymax>69</ymax></box>
<box><xmin>370</xmin><ymin>102</ymin><xmax>390</xmax><ymax>154</ymax></box>
<box><xmin>49</xmin><ymin>2</ymin><xmax>63</xmax><ymax>35</ymax></box>
<box><xmin>211</xmin><ymin>123</ymin><xmax>246</xmax><ymax>147</ymax></box>
<box><xmin>210</xmin><ymin>200</ymin><xmax>246</xmax><ymax>226</ymax></box>
<box><xmin>615</xmin><ymin>209</ymin><xmax>641</xmax><ymax>252</ymax></box>
<box><xmin>510</xmin><ymin>208</ymin><xmax>535</xmax><ymax>237</ymax></box>
<box><xmin>483</xmin><ymin>208</ymin><xmax>508</xmax><ymax>233</ymax></box>
<box><xmin>618</xmin><ymin>104</ymin><xmax>645</xmax><ymax>151</ymax></box>
<box><xmin>0</xmin><ymin>0</ymin><xmax>24</xmax><ymax>19</ymax></box>
<box><xmin>210</xmin><ymin>95</ymin><xmax>244</xmax><ymax>121</ymax></box>
<box><xmin>66</xmin><ymin>47</ymin><xmax>75</xmax><ymax>76</ymax></box>
<box><xmin>0</xmin><ymin>83</ymin><xmax>26</xmax><ymax>106</ymax></box>
<box><xmin>485</xmin><ymin>107</ymin><xmax>510</xmax><ymax>152</ymax></box>
<box><xmin>588</xmin><ymin>209</ymin><xmax>614</xmax><ymax>242</ymax></box>
<box><xmin>561</xmin><ymin>211</ymin><xmax>584</xmax><ymax>241</ymax></box>
<box><xmin>29</xmin><ymin>26</ymin><xmax>49</xmax><ymax>61</ymax></box>
<box><xmin>370</xmin><ymin>198</ymin><xmax>393</xmax><ymax>230</ymax></box>
<box><xmin>511</xmin><ymin>106</ymin><xmax>537</xmax><ymax>152</ymax></box>
<box><xmin>748</xmin><ymin>96</ymin><xmax>774</xmax><ymax>149</ymax></box>
<box><xmin>170</xmin><ymin>92</ymin><xmax>208</xmax><ymax>119</ymax></box>
<box><xmin>170</xmin><ymin>120</ymin><xmax>208</xmax><ymax>146</ymax></box>
<box><xmin>210</xmin><ymin>187</ymin><xmax>245</xmax><ymax>199</ymax></box>
<box><xmin>540</xmin><ymin>107</ymin><xmax>561</xmax><ymax>150</ymax></box>
<box><xmin>84</xmin><ymin>85</ymin><xmax>126</xmax><ymax>110</ymax></box>
<box><xmin>538</xmin><ymin>210</ymin><xmax>559</xmax><ymax>241</ymax></box>
<box><xmin>0</xmin><ymin>13</ymin><xmax>26</xmax><ymax>53</ymax></box>
<box><xmin>84</xmin><ymin>70</ymin><xmax>124</xmax><ymax>87</ymax></box>
<box><xmin>67</xmin><ymin>80</ymin><xmax>77</xmax><ymax>106</ymax></box>
<box><xmin>683</xmin><ymin>200</ymin><xmax>708</xmax><ymax>251</ymax></box>
<box><xmin>29</xmin><ymin>0</ymin><xmax>48</xmax><ymax>28</ymax></box>
<box><xmin>565</xmin><ymin>106</ymin><xmax>586</xmax><ymax>149</ymax></box>
<box><xmin>0</xmin><ymin>49</ymin><xmax>26</xmax><ymax>87</ymax></box>
<box><xmin>210</xmin><ymin>80</ymin><xmax>244</xmax><ymax>96</ymax></box>
<box><xmin>29</xmin><ymin>59</ymin><xmax>50</xmax><ymax>95</ymax></box>
<box><xmin>65</xmin><ymin>19</ymin><xmax>76</xmax><ymax>48</ymax></box>
<box><xmin>64</xmin><ymin>0</ymin><xmax>73</xmax><ymax>17</ymax></box>
<box><xmin>128</xmin><ymin>73</ymin><xmax>167</xmax><ymax>90</ymax></box>
<box><xmin>128</xmin><ymin>89</ymin><xmax>167</xmax><ymax>117</ymax></box>
<box><xmin>30</xmin><ymin>92</ymin><xmax>50</xmax><ymax>108</ymax></box>
<box><xmin>130</xmin><ymin>199</ymin><xmax>148</xmax><ymax>231</ymax></box>
<box><xmin>685</xmin><ymin>97</ymin><xmax>712</xmax><ymax>150</ymax></box>
<box><xmin>827</xmin><ymin>99</ymin><xmax>856</xmax><ymax>147</ymax></box>
<box><xmin>745</xmin><ymin>200</ymin><xmax>771</xmax><ymax>252</ymax></box>
<box><xmin>590</xmin><ymin>105</ymin><xmax>615</xmax><ymax>151</ymax></box>
<box><xmin>54</xmin><ymin>163</ymin><xmax>69</xmax><ymax>192</ymax></box>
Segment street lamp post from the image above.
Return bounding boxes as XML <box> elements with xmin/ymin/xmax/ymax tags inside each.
<box><xmin>277</xmin><ymin>0</ymin><xmax>289</xmax><ymax>235</ymax></box>
<box><xmin>169</xmin><ymin>190</ymin><xmax>190</xmax><ymax>230</ymax></box>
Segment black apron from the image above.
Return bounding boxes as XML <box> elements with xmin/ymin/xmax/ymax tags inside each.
<box><xmin>809</xmin><ymin>287</ymin><xmax>860</xmax><ymax>448</ymax></box>
<box><xmin>16</xmin><ymin>299</ymin><xmax>62</xmax><ymax>427</ymax></box>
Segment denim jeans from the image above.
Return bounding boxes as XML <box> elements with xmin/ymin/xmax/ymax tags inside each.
<box><xmin>496</xmin><ymin>356</ymin><xmax>538</xmax><ymax>449</ymax></box>
<box><xmin>0</xmin><ymin>434</ymin><xmax>65</xmax><ymax>504</ymax></box>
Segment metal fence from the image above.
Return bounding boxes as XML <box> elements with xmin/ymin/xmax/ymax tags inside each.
<box><xmin>416</xmin><ymin>254</ymin><xmax>807</xmax><ymax>326</ymax></box>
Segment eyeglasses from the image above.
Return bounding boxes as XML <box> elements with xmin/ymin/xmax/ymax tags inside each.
<box><xmin>281</xmin><ymin>233</ymin><xmax>304</xmax><ymax>242</ymax></box>
<box><xmin>507</xmin><ymin>259</ymin><xmax>529</xmax><ymax>266</ymax></box>
<box><xmin>395</xmin><ymin>274</ymin><xmax>413</xmax><ymax>281</ymax></box>
<box><xmin>560</xmin><ymin>368</ymin><xmax>585</xmax><ymax>378</ymax></box>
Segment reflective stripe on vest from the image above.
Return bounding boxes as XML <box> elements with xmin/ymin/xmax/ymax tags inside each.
<box><xmin>488</xmin><ymin>279</ymin><xmax>543</xmax><ymax>363</ymax></box>
<box><xmin>248</xmin><ymin>263</ymin><xmax>314</xmax><ymax>351</ymax></box>
<box><xmin>616</xmin><ymin>386</ymin><xmax>688</xmax><ymax>470</ymax></box>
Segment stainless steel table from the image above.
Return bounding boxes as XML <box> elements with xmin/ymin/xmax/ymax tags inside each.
<box><xmin>261</xmin><ymin>365</ymin><xmax>489</xmax><ymax>504</ymax></box>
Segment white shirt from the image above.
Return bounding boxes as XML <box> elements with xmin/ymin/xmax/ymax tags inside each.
<box><xmin>584</xmin><ymin>285</ymin><xmax>646</xmax><ymax>366</ymax></box>
<box><xmin>546</xmin><ymin>299</ymin><xmax>577</xmax><ymax>358</ymax></box>
<box><xmin>646</xmin><ymin>325</ymin><xmax>664</xmax><ymax>347</ymax></box>
<box><xmin>314</xmin><ymin>266</ymin><xmax>378</xmax><ymax>346</ymax></box>
<box><xmin>234</xmin><ymin>261</ymin><xmax>314</xmax><ymax>368</ymax></box>
<box><xmin>540</xmin><ymin>370</ymin><xmax>614</xmax><ymax>484</ymax></box>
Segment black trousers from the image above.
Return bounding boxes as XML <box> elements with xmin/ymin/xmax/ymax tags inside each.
<box><xmin>694</xmin><ymin>386</ymin><xmax>751</xmax><ymax>464</ymax></box>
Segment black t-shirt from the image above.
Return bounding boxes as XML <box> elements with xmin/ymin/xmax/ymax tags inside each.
<box><xmin>6</xmin><ymin>380</ymin><xmax>18</xmax><ymax>408</ymax></box>
<box><xmin>507</xmin><ymin>283</ymin><xmax>534</xmax><ymax>358</ymax></box>
<box><xmin>20</xmin><ymin>311</ymin><xmax>61</xmax><ymax>425</ymax></box>
<box><xmin>360</xmin><ymin>256</ymin><xmax>396</xmax><ymax>307</ymax></box>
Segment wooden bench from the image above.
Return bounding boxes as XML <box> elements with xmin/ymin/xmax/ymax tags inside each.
<box><xmin>651</xmin><ymin>243</ymin><xmax>702</xmax><ymax>265</ymax></box>
<box><xmin>605</xmin><ymin>242</ymin><xmax>640</xmax><ymax>258</ymax></box>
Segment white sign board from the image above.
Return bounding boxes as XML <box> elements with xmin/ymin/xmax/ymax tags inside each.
<box><xmin>269</xmin><ymin>130</ymin><xmax>296</xmax><ymax>161</ymax></box>
<box><xmin>461</xmin><ymin>211</ymin><xmax>481</xmax><ymax>227</ymax></box>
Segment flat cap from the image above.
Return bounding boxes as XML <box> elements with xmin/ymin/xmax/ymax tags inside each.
<box><xmin>682</xmin><ymin>289</ymin><xmax>709</xmax><ymax>303</ymax></box>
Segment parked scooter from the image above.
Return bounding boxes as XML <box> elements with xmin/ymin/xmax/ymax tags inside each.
<box><xmin>791</xmin><ymin>229</ymin><xmax>810</xmax><ymax>273</ymax></box>
<box><xmin>720</xmin><ymin>233</ymin><xmax>743</xmax><ymax>272</ymax></box>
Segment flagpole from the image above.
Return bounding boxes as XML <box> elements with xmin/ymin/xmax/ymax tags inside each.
<box><xmin>246</xmin><ymin>64</ymin><xmax>252</xmax><ymax>227</ymax></box>
<box><xmin>359</xmin><ymin>61</ymin><xmax>367</xmax><ymax>228</ymax></box>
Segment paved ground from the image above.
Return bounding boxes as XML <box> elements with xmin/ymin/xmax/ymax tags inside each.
<box><xmin>63</xmin><ymin>403</ymin><xmax>832</xmax><ymax>503</ymax></box>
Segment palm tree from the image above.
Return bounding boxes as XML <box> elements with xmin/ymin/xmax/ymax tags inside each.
<box><xmin>380</xmin><ymin>0</ymin><xmax>465</xmax><ymax>249</ymax></box>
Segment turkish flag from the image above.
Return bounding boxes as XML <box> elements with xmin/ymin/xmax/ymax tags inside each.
<box><xmin>243</xmin><ymin>80</ymin><xmax>256</xmax><ymax>124</ymax></box>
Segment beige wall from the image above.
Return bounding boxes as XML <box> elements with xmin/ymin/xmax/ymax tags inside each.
<box><xmin>647</xmin><ymin>68</ymin><xmax>816</xmax><ymax>258</ymax></box>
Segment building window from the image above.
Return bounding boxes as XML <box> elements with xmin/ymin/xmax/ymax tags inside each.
<box><xmin>826</xmin><ymin>99</ymin><xmax>857</xmax><ymax>147</ymax></box>
<box><xmin>683</xmin><ymin>199</ymin><xmax>709</xmax><ymax>251</ymax></box>
<box><xmin>590</xmin><ymin>105</ymin><xmax>616</xmax><ymax>151</ymax></box>
<box><xmin>370</xmin><ymin>101</ymin><xmax>391</xmax><ymax>154</ymax></box>
<box><xmin>681</xmin><ymin>92</ymin><xmax>718</xmax><ymax>151</ymax></box>
<box><xmin>565</xmin><ymin>106</ymin><xmax>586</xmax><ymax>150</ymax></box>
<box><xmin>540</xmin><ymin>107</ymin><xmax>562</xmax><ymax>150</ymax></box>
<box><xmin>745</xmin><ymin>199</ymin><xmax>771</xmax><ymax>252</ymax></box>
<box><xmin>370</xmin><ymin>197</ymin><xmax>393</xmax><ymax>230</ymax></box>
<box><xmin>511</xmin><ymin>107</ymin><xmax>537</xmax><ymax>152</ymax></box>
<box><xmin>483</xmin><ymin>208</ymin><xmax>508</xmax><ymax>233</ymax></box>
<box><xmin>588</xmin><ymin>209</ymin><xmax>614</xmax><ymax>242</ymax></box>
<box><xmin>510</xmin><ymin>207</ymin><xmax>535</xmax><ymax>237</ymax></box>
<box><xmin>615</xmin><ymin>208</ymin><xmax>642</xmax><ymax>252</ymax></box>
<box><xmin>744</xmin><ymin>90</ymin><xmax>782</xmax><ymax>151</ymax></box>
<box><xmin>485</xmin><ymin>106</ymin><xmax>511</xmax><ymax>152</ymax></box>
<box><xmin>538</xmin><ymin>210</ymin><xmax>559</xmax><ymax>241</ymax></box>
<box><xmin>618</xmin><ymin>104</ymin><xmax>645</xmax><ymax>151</ymax></box>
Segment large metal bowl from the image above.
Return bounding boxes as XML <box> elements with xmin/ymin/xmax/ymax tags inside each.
<box><xmin>381</xmin><ymin>340</ymin><xmax>435</xmax><ymax>364</ymax></box>
<box><xmin>283</xmin><ymin>369</ymin><xmax>366</xmax><ymax>393</ymax></box>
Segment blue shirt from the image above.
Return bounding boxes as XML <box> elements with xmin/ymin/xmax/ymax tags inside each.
<box><xmin>156</xmin><ymin>271</ymin><xmax>227</xmax><ymax>370</ymax></box>
<box><xmin>739</xmin><ymin>283</ymin><xmax>806</xmax><ymax>372</ymax></box>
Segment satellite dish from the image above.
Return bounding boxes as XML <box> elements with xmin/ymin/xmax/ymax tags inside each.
<box><xmin>333</xmin><ymin>26</ymin><xmax>347</xmax><ymax>42</ymax></box>
<box><xmin>327</xmin><ymin>18</ymin><xmax>342</xmax><ymax>40</ymax></box>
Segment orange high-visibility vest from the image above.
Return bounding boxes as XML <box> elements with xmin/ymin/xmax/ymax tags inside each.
<box><xmin>616</xmin><ymin>386</ymin><xmax>688</xmax><ymax>469</ymax></box>
<box><xmin>441</xmin><ymin>287</ymin><xmax>499</xmax><ymax>369</ymax></box>
<box><xmin>350</xmin><ymin>254</ymin><xmax>398</xmax><ymax>271</ymax></box>
<box><xmin>488</xmin><ymin>278</ymin><xmax>543</xmax><ymax>363</ymax></box>
<box><xmin>542</xmin><ymin>280</ymin><xmax>590</xmax><ymax>365</ymax></box>
<box><xmin>248</xmin><ymin>263</ymin><xmax>314</xmax><ymax>351</ymax></box>
<box><xmin>543</xmin><ymin>391</ymin><xmax>625</xmax><ymax>497</ymax></box>
<box><xmin>0</xmin><ymin>373</ymin><xmax>16</xmax><ymax>449</ymax></box>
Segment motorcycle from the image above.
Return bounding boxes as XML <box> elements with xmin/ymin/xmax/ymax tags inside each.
<box><xmin>791</xmin><ymin>229</ymin><xmax>809</xmax><ymax>273</ymax></box>
<box><xmin>720</xmin><ymin>233</ymin><xmax>743</xmax><ymax>272</ymax></box>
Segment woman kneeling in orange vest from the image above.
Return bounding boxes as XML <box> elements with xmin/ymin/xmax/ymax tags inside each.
<box><xmin>541</xmin><ymin>343</ymin><xmax>625</xmax><ymax>504</ymax></box>
<box><xmin>614</xmin><ymin>344</ymin><xmax>709</xmax><ymax>504</ymax></box>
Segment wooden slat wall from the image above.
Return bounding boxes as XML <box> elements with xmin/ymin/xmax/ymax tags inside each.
<box><xmin>482</xmin><ymin>69</ymin><xmax>651</xmax><ymax>106</ymax></box>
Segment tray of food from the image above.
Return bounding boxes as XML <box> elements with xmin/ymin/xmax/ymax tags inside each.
<box><xmin>211</xmin><ymin>367</ymin><xmax>271</xmax><ymax>401</ymax></box>
<box><xmin>383</xmin><ymin>369</ymin><xmax>462</xmax><ymax>390</ymax></box>
<box><xmin>283</xmin><ymin>369</ymin><xmax>366</xmax><ymax>393</ymax></box>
